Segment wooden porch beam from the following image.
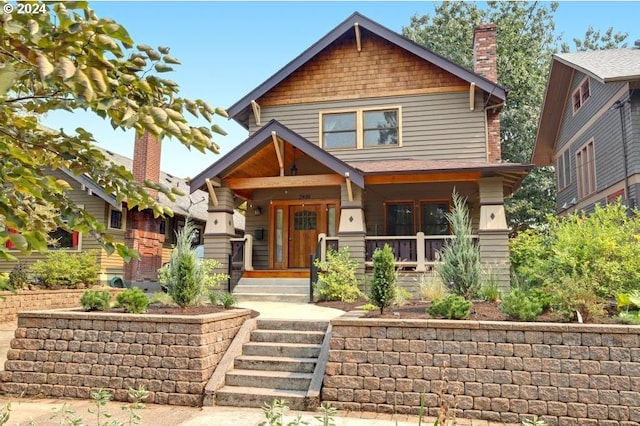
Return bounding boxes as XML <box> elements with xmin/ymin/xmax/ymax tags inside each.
<box><xmin>345</xmin><ymin>172</ymin><xmax>354</xmax><ymax>202</ymax></box>
<box><xmin>354</xmin><ymin>23</ymin><xmax>361</xmax><ymax>52</ymax></box>
<box><xmin>365</xmin><ymin>171</ymin><xmax>481</xmax><ymax>185</ymax></box>
<box><xmin>271</xmin><ymin>131</ymin><xmax>284</xmax><ymax>176</ymax></box>
<box><xmin>224</xmin><ymin>174</ymin><xmax>344</xmax><ymax>190</ymax></box>
<box><xmin>469</xmin><ymin>82</ymin><xmax>476</xmax><ymax>111</ymax></box>
<box><xmin>251</xmin><ymin>100</ymin><xmax>261</xmax><ymax>125</ymax></box>
<box><xmin>205</xmin><ymin>178</ymin><xmax>218</xmax><ymax>206</ymax></box>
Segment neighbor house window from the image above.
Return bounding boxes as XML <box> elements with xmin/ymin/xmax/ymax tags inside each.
<box><xmin>48</xmin><ymin>208</ymin><xmax>83</xmax><ymax>250</ymax></box>
<box><xmin>576</xmin><ymin>140</ymin><xmax>596</xmax><ymax>199</ymax></box>
<box><xmin>108</xmin><ymin>207</ymin><xmax>125</xmax><ymax>230</ymax></box>
<box><xmin>606</xmin><ymin>189</ymin><xmax>625</xmax><ymax>204</ymax></box>
<box><xmin>385</xmin><ymin>202</ymin><xmax>414</xmax><ymax>236</ymax></box>
<box><xmin>321</xmin><ymin>106</ymin><xmax>401</xmax><ymax>149</ymax></box>
<box><xmin>572</xmin><ymin>78</ymin><xmax>590</xmax><ymax>114</ymax></box>
<box><xmin>556</xmin><ymin>149</ymin><xmax>571</xmax><ymax>190</ymax></box>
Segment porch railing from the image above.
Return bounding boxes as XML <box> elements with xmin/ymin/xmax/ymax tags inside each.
<box><xmin>228</xmin><ymin>235</ymin><xmax>254</xmax><ymax>293</ymax></box>
<box><xmin>364</xmin><ymin>233</ymin><xmax>478</xmax><ymax>271</ymax></box>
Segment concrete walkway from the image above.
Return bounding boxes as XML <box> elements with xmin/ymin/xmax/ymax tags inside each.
<box><xmin>0</xmin><ymin>302</ymin><xmax>516</xmax><ymax>426</ymax></box>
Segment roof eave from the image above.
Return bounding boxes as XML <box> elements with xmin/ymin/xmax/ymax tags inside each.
<box><xmin>60</xmin><ymin>169</ymin><xmax>121</xmax><ymax>210</ymax></box>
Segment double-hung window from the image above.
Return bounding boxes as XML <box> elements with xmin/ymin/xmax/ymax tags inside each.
<box><xmin>576</xmin><ymin>140</ymin><xmax>596</xmax><ymax>199</ymax></box>
<box><xmin>572</xmin><ymin>78</ymin><xmax>590</xmax><ymax>114</ymax></box>
<box><xmin>321</xmin><ymin>107</ymin><xmax>400</xmax><ymax>149</ymax></box>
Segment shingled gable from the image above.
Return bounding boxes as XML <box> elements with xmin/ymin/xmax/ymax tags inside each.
<box><xmin>227</xmin><ymin>12</ymin><xmax>508</xmax><ymax>129</ymax></box>
<box><xmin>189</xmin><ymin>120</ymin><xmax>365</xmax><ymax>192</ymax></box>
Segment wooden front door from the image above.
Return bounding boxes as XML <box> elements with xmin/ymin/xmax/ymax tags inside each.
<box><xmin>288</xmin><ymin>205</ymin><xmax>320</xmax><ymax>268</ymax></box>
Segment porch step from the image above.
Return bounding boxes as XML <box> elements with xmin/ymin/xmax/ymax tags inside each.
<box><xmin>233</xmin><ymin>277</ymin><xmax>310</xmax><ymax>303</ymax></box>
<box><xmin>215</xmin><ymin>319</ymin><xmax>329</xmax><ymax>410</ymax></box>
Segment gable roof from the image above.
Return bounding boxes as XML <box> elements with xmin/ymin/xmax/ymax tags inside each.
<box><xmin>228</xmin><ymin>12</ymin><xmax>508</xmax><ymax>129</ymax></box>
<box><xmin>60</xmin><ymin>169</ymin><xmax>121</xmax><ymax>210</ymax></box>
<box><xmin>189</xmin><ymin>120</ymin><xmax>365</xmax><ymax>191</ymax></box>
<box><xmin>555</xmin><ymin>48</ymin><xmax>640</xmax><ymax>83</ymax></box>
<box><xmin>533</xmin><ymin>48</ymin><xmax>640</xmax><ymax>165</ymax></box>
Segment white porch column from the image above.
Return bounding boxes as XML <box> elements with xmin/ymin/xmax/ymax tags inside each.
<box><xmin>477</xmin><ymin>177</ymin><xmax>510</xmax><ymax>290</ymax></box>
<box><xmin>338</xmin><ymin>183</ymin><xmax>366</xmax><ymax>279</ymax></box>
<box><xmin>203</xmin><ymin>186</ymin><xmax>236</xmax><ymax>273</ymax></box>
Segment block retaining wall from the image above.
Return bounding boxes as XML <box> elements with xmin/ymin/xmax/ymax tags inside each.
<box><xmin>323</xmin><ymin>317</ymin><xmax>640</xmax><ymax>426</ymax></box>
<box><xmin>0</xmin><ymin>309</ymin><xmax>252</xmax><ymax>406</ymax></box>
<box><xmin>0</xmin><ymin>288</ymin><xmax>124</xmax><ymax>323</ymax></box>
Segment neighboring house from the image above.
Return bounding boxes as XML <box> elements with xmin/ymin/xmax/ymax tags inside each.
<box><xmin>190</xmin><ymin>13</ymin><xmax>532</xmax><ymax>289</ymax></box>
<box><xmin>533</xmin><ymin>47</ymin><xmax>640</xmax><ymax>214</ymax></box>
<box><xmin>1</xmin><ymin>133</ymin><xmax>223</xmax><ymax>288</ymax></box>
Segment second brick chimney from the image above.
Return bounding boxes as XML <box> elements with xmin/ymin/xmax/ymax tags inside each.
<box><xmin>473</xmin><ymin>24</ymin><xmax>501</xmax><ymax>163</ymax></box>
<box><xmin>133</xmin><ymin>131</ymin><xmax>161</xmax><ymax>199</ymax></box>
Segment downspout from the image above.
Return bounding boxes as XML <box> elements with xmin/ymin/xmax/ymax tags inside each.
<box><xmin>613</xmin><ymin>95</ymin><xmax>632</xmax><ymax>208</ymax></box>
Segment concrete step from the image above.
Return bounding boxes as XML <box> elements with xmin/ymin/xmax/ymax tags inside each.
<box><xmin>250</xmin><ymin>329</ymin><xmax>324</xmax><ymax>344</ymax></box>
<box><xmin>235</xmin><ymin>355</ymin><xmax>317</xmax><ymax>373</ymax></box>
<box><xmin>225</xmin><ymin>369</ymin><xmax>312</xmax><ymax>390</ymax></box>
<box><xmin>257</xmin><ymin>319</ymin><xmax>329</xmax><ymax>332</ymax></box>
<box><xmin>234</xmin><ymin>293</ymin><xmax>309</xmax><ymax>303</ymax></box>
<box><xmin>215</xmin><ymin>386</ymin><xmax>308</xmax><ymax>410</ymax></box>
<box><xmin>233</xmin><ymin>285</ymin><xmax>309</xmax><ymax>295</ymax></box>
<box><xmin>242</xmin><ymin>342</ymin><xmax>321</xmax><ymax>358</ymax></box>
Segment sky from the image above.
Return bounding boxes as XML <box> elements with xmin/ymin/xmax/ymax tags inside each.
<box><xmin>41</xmin><ymin>1</ymin><xmax>640</xmax><ymax>179</ymax></box>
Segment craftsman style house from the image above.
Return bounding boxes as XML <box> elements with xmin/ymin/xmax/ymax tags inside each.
<box><xmin>191</xmin><ymin>13</ymin><xmax>531</xmax><ymax>290</ymax></box>
<box><xmin>1</xmin><ymin>133</ymin><xmax>219</xmax><ymax>289</ymax></box>
<box><xmin>533</xmin><ymin>47</ymin><xmax>640</xmax><ymax>214</ymax></box>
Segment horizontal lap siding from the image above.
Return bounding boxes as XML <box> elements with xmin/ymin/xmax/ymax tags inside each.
<box><xmin>627</xmin><ymin>93</ymin><xmax>640</xmax><ymax>176</ymax></box>
<box><xmin>252</xmin><ymin>92</ymin><xmax>487</xmax><ymax>163</ymax></box>
<box><xmin>1</xmin><ymin>171</ymin><xmax>110</xmax><ymax>276</ymax></box>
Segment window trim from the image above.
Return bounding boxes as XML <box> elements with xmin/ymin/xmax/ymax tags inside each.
<box><xmin>108</xmin><ymin>206</ymin><xmax>126</xmax><ymax>230</ymax></box>
<box><xmin>384</xmin><ymin>199</ymin><xmax>452</xmax><ymax>236</ymax></box>
<box><xmin>572</xmin><ymin>77</ymin><xmax>591</xmax><ymax>115</ymax></box>
<box><xmin>556</xmin><ymin>149</ymin><xmax>571</xmax><ymax>191</ymax></box>
<box><xmin>576</xmin><ymin>139</ymin><xmax>596</xmax><ymax>199</ymax></box>
<box><xmin>319</xmin><ymin>105</ymin><xmax>402</xmax><ymax>150</ymax></box>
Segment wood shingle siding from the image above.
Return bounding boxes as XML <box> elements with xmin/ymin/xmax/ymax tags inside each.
<box><xmin>258</xmin><ymin>31</ymin><xmax>468</xmax><ymax>107</ymax></box>
<box><xmin>251</xmin><ymin>92</ymin><xmax>487</xmax><ymax>163</ymax></box>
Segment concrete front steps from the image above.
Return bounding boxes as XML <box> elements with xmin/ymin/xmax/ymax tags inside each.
<box><xmin>232</xmin><ymin>277</ymin><xmax>310</xmax><ymax>303</ymax></box>
<box><xmin>215</xmin><ymin>319</ymin><xmax>329</xmax><ymax>410</ymax></box>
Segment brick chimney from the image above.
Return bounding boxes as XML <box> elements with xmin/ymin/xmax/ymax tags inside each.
<box><xmin>473</xmin><ymin>24</ymin><xmax>501</xmax><ymax>163</ymax></box>
<box><xmin>133</xmin><ymin>131</ymin><xmax>161</xmax><ymax>199</ymax></box>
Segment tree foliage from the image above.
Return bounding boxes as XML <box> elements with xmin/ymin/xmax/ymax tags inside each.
<box><xmin>562</xmin><ymin>26</ymin><xmax>628</xmax><ymax>52</ymax></box>
<box><xmin>0</xmin><ymin>2</ymin><xmax>227</xmax><ymax>261</ymax></box>
<box><xmin>161</xmin><ymin>219</ymin><xmax>203</xmax><ymax>308</ymax></box>
<box><xmin>403</xmin><ymin>2</ymin><xmax>627</xmax><ymax>231</ymax></box>
<box><xmin>369</xmin><ymin>243</ymin><xmax>396</xmax><ymax>314</ymax></box>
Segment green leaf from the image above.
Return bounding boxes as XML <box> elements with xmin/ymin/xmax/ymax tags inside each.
<box><xmin>57</xmin><ymin>57</ymin><xmax>77</xmax><ymax>80</ymax></box>
<box><xmin>158</xmin><ymin>46</ymin><xmax>170</xmax><ymax>54</ymax></box>
<box><xmin>215</xmin><ymin>107</ymin><xmax>229</xmax><ymax>118</ymax></box>
<box><xmin>36</xmin><ymin>54</ymin><xmax>55</xmax><ymax>80</ymax></box>
<box><xmin>211</xmin><ymin>123</ymin><xmax>227</xmax><ymax>136</ymax></box>
<box><xmin>154</xmin><ymin>64</ymin><xmax>173</xmax><ymax>73</ymax></box>
<box><xmin>162</xmin><ymin>55</ymin><xmax>181</xmax><ymax>65</ymax></box>
<box><xmin>0</xmin><ymin>62</ymin><xmax>24</xmax><ymax>97</ymax></box>
<box><xmin>147</xmin><ymin>50</ymin><xmax>161</xmax><ymax>61</ymax></box>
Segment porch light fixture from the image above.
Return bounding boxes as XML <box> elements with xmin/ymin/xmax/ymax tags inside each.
<box><xmin>253</xmin><ymin>206</ymin><xmax>262</xmax><ymax>216</ymax></box>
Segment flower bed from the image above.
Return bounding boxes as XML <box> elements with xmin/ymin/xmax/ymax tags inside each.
<box><xmin>0</xmin><ymin>308</ymin><xmax>252</xmax><ymax>406</ymax></box>
<box><xmin>323</xmin><ymin>316</ymin><xmax>640</xmax><ymax>425</ymax></box>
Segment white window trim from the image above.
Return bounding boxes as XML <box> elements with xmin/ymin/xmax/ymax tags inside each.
<box><xmin>556</xmin><ymin>149</ymin><xmax>571</xmax><ymax>191</ymax></box>
<box><xmin>572</xmin><ymin>77</ymin><xmax>590</xmax><ymax>115</ymax></box>
<box><xmin>319</xmin><ymin>105</ymin><xmax>402</xmax><ymax>150</ymax></box>
<box><xmin>107</xmin><ymin>206</ymin><xmax>126</xmax><ymax>231</ymax></box>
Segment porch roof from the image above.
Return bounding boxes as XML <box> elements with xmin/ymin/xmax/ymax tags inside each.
<box><xmin>189</xmin><ymin>120</ymin><xmax>365</xmax><ymax>193</ymax></box>
<box><xmin>228</xmin><ymin>12</ymin><xmax>508</xmax><ymax>129</ymax></box>
<box><xmin>350</xmin><ymin>159</ymin><xmax>533</xmax><ymax>193</ymax></box>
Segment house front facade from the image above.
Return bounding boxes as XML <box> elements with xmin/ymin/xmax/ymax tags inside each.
<box><xmin>533</xmin><ymin>48</ymin><xmax>640</xmax><ymax>214</ymax></box>
<box><xmin>191</xmin><ymin>13</ymin><xmax>531</xmax><ymax>290</ymax></box>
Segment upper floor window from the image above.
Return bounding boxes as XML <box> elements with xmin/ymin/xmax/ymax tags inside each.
<box><xmin>572</xmin><ymin>78</ymin><xmax>590</xmax><ymax>114</ymax></box>
<box><xmin>576</xmin><ymin>140</ymin><xmax>596</xmax><ymax>199</ymax></box>
<box><xmin>557</xmin><ymin>149</ymin><xmax>571</xmax><ymax>191</ymax></box>
<box><xmin>321</xmin><ymin>107</ymin><xmax>401</xmax><ymax>150</ymax></box>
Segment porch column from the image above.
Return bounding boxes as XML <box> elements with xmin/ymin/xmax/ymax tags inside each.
<box><xmin>477</xmin><ymin>177</ymin><xmax>510</xmax><ymax>291</ymax></box>
<box><xmin>338</xmin><ymin>183</ymin><xmax>366</xmax><ymax>279</ymax></box>
<box><xmin>203</xmin><ymin>186</ymin><xmax>235</xmax><ymax>273</ymax></box>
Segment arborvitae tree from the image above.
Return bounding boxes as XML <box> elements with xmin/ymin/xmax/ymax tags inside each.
<box><xmin>437</xmin><ymin>191</ymin><xmax>481</xmax><ymax>300</ymax></box>
<box><xmin>164</xmin><ymin>219</ymin><xmax>203</xmax><ymax>308</ymax></box>
<box><xmin>370</xmin><ymin>244</ymin><xmax>396</xmax><ymax>314</ymax></box>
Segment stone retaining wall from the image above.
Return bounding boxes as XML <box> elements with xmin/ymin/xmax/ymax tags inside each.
<box><xmin>323</xmin><ymin>317</ymin><xmax>640</xmax><ymax>426</ymax></box>
<box><xmin>0</xmin><ymin>288</ymin><xmax>124</xmax><ymax>323</ymax></box>
<box><xmin>0</xmin><ymin>309</ymin><xmax>252</xmax><ymax>406</ymax></box>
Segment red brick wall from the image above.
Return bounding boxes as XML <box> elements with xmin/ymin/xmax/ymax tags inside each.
<box><xmin>125</xmin><ymin>226</ymin><xmax>165</xmax><ymax>283</ymax></box>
